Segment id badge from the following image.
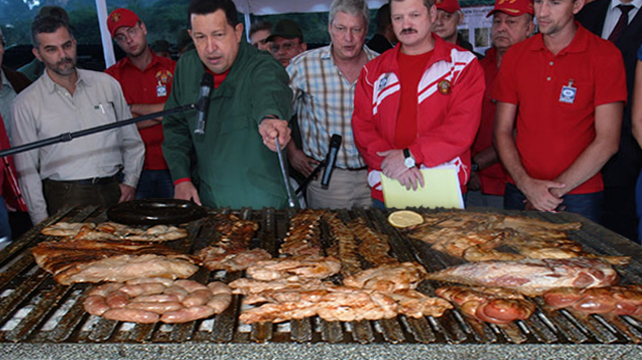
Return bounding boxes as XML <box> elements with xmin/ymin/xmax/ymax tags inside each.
<box><xmin>559</xmin><ymin>79</ymin><xmax>576</xmax><ymax>104</ymax></box>
<box><xmin>156</xmin><ymin>84</ymin><xmax>167</xmax><ymax>97</ymax></box>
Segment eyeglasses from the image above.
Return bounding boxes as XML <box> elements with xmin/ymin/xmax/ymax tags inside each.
<box><xmin>114</xmin><ymin>25</ymin><xmax>141</xmax><ymax>43</ymax></box>
<box><xmin>271</xmin><ymin>41</ymin><xmax>300</xmax><ymax>52</ymax></box>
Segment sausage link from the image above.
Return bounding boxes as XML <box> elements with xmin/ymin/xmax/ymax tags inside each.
<box><xmin>119</xmin><ymin>283</ymin><xmax>166</xmax><ymax>297</ymax></box>
<box><xmin>104</xmin><ymin>290</ymin><xmax>130</xmax><ymax>309</ymax></box>
<box><xmin>181</xmin><ymin>289</ymin><xmax>214</xmax><ymax>307</ymax></box>
<box><xmin>126</xmin><ymin>301</ymin><xmax>184</xmax><ymax>314</ymax></box>
<box><xmin>89</xmin><ymin>283</ymin><xmax>124</xmax><ymax>297</ymax></box>
<box><xmin>207</xmin><ymin>282</ymin><xmax>232</xmax><ymax>295</ymax></box>
<box><xmin>206</xmin><ymin>293</ymin><xmax>232</xmax><ymax>314</ymax></box>
<box><xmin>163</xmin><ymin>285</ymin><xmax>189</xmax><ymax>301</ymax></box>
<box><xmin>84</xmin><ymin>295</ymin><xmax>110</xmax><ymax>316</ymax></box>
<box><xmin>131</xmin><ymin>294</ymin><xmax>180</xmax><ymax>303</ymax></box>
<box><xmin>160</xmin><ymin>305</ymin><xmax>216</xmax><ymax>323</ymax></box>
<box><xmin>102</xmin><ymin>308</ymin><xmax>159</xmax><ymax>323</ymax></box>
<box><xmin>174</xmin><ymin>280</ymin><xmax>208</xmax><ymax>293</ymax></box>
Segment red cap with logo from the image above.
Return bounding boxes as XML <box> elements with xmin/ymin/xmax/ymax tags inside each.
<box><xmin>107</xmin><ymin>8</ymin><xmax>140</xmax><ymax>37</ymax></box>
<box><xmin>435</xmin><ymin>0</ymin><xmax>461</xmax><ymax>13</ymax></box>
<box><xmin>486</xmin><ymin>0</ymin><xmax>534</xmax><ymax>17</ymax></box>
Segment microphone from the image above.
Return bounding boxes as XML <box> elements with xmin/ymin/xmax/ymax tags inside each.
<box><xmin>194</xmin><ymin>73</ymin><xmax>213</xmax><ymax>135</ymax></box>
<box><xmin>321</xmin><ymin>134</ymin><xmax>342</xmax><ymax>189</ymax></box>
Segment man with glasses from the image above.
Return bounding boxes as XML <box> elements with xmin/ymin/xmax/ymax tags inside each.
<box><xmin>287</xmin><ymin>0</ymin><xmax>378</xmax><ymax>209</ymax></box>
<box><xmin>106</xmin><ymin>8</ymin><xmax>176</xmax><ymax>200</ymax></box>
<box><xmin>249</xmin><ymin>21</ymin><xmax>272</xmax><ymax>51</ymax></box>
<box><xmin>267</xmin><ymin>19</ymin><xmax>307</xmax><ymax>67</ymax></box>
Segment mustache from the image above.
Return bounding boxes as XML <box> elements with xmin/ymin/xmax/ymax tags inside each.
<box><xmin>401</xmin><ymin>28</ymin><xmax>417</xmax><ymax>35</ymax></box>
<box><xmin>56</xmin><ymin>57</ymin><xmax>74</xmax><ymax>66</ymax></box>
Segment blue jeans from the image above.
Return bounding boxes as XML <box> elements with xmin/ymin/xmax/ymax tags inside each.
<box><xmin>135</xmin><ymin>170</ymin><xmax>175</xmax><ymax>200</ymax></box>
<box><xmin>0</xmin><ymin>196</ymin><xmax>11</xmax><ymax>241</ymax></box>
<box><xmin>504</xmin><ymin>183</ymin><xmax>602</xmax><ymax>223</ymax></box>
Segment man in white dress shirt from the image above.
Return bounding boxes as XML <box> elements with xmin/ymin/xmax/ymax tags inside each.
<box><xmin>11</xmin><ymin>15</ymin><xmax>144</xmax><ymax>225</ymax></box>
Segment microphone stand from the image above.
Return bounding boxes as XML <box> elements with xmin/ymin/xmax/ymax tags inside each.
<box><xmin>0</xmin><ymin>103</ymin><xmax>197</xmax><ymax>158</ymax></box>
<box><xmin>294</xmin><ymin>160</ymin><xmax>326</xmax><ymax>195</ymax></box>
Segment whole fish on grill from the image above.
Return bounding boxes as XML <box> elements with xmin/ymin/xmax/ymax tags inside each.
<box><xmin>425</xmin><ymin>258</ymin><xmax>618</xmax><ymax>296</ymax></box>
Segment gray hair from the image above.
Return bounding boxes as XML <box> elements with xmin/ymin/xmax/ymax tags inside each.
<box><xmin>329</xmin><ymin>0</ymin><xmax>370</xmax><ymax>29</ymax></box>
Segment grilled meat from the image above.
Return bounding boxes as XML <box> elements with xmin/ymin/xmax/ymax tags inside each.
<box><xmin>425</xmin><ymin>258</ymin><xmax>618</xmax><ymax>296</ymax></box>
<box><xmin>199</xmin><ymin>214</ymin><xmax>265</xmax><ymax>271</ymax></box>
<box><xmin>436</xmin><ymin>285</ymin><xmax>535</xmax><ymax>324</ymax></box>
<box><xmin>245</xmin><ymin>255</ymin><xmax>342</xmax><ymax>281</ymax></box>
<box><xmin>32</xmin><ymin>239</ymin><xmax>200</xmax><ymax>285</ymax></box>
<box><xmin>543</xmin><ymin>286</ymin><xmax>642</xmax><ymax>316</ymax></box>
<box><xmin>342</xmin><ymin>262</ymin><xmax>427</xmax><ymax>293</ymax></box>
<box><xmin>280</xmin><ymin>209</ymin><xmax>326</xmax><ymax>257</ymax></box>
<box><xmin>349</xmin><ymin>217</ymin><xmax>398</xmax><ymax>266</ymax></box>
<box><xmin>323</xmin><ymin>213</ymin><xmax>362</xmax><ymax>276</ymax></box>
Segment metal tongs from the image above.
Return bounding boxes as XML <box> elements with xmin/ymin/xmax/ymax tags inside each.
<box><xmin>274</xmin><ymin>136</ymin><xmax>296</xmax><ymax>208</ymax></box>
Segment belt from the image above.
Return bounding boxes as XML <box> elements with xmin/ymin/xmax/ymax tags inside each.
<box><xmin>47</xmin><ymin>175</ymin><xmax>118</xmax><ymax>186</ymax></box>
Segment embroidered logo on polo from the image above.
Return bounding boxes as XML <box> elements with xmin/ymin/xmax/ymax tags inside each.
<box><xmin>155</xmin><ymin>70</ymin><xmax>173</xmax><ymax>84</ymax></box>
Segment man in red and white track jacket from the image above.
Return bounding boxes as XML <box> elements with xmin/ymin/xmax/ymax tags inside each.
<box><xmin>352</xmin><ymin>0</ymin><xmax>484</xmax><ymax>204</ymax></box>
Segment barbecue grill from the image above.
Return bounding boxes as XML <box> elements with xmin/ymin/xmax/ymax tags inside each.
<box><xmin>2</xmin><ymin>205</ymin><xmax>642</xmax><ymax>359</ymax></box>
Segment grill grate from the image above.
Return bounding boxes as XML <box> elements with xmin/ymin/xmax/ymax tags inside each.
<box><xmin>2</xmin><ymin>206</ymin><xmax>642</xmax><ymax>345</ymax></box>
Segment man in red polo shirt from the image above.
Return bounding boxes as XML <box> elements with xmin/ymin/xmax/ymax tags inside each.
<box><xmin>352</xmin><ymin>0</ymin><xmax>484</xmax><ymax>207</ymax></box>
<box><xmin>106</xmin><ymin>8</ymin><xmax>176</xmax><ymax>199</ymax></box>
<box><xmin>493</xmin><ymin>0</ymin><xmax>626</xmax><ymax>222</ymax></box>
<box><xmin>467</xmin><ymin>0</ymin><xmax>534</xmax><ymax>209</ymax></box>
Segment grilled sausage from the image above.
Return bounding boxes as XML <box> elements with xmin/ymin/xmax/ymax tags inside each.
<box><xmin>182</xmin><ymin>289</ymin><xmax>214</xmax><ymax>307</ymax></box>
<box><xmin>206</xmin><ymin>293</ymin><xmax>232</xmax><ymax>314</ymax></box>
<box><xmin>126</xmin><ymin>301</ymin><xmax>184</xmax><ymax>314</ymax></box>
<box><xmin>84</xmin><ymin>295</ymin><xmax>110</xmax><ymax>316</ymax></box>
<box><xmin>119</xmin><ymin>283</ymin><xmax>166</xmax><ymax>297</ymax></box>
<box><xmin>160</xmin><ymin>305</ymin><xmax>216</xmax><ymax>323</ymax></box>
<box><xmin>102</xmin><ymin>308</ymin><xmax>159</xmax><ymax>323</ymax></box>
<box><xmin>104</xmin><ymin>290</ymin><xmax>130</xmax><ymax>309</ymax></box>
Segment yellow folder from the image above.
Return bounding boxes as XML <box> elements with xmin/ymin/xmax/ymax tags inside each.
<box><xmin>381</xmin><ymin>165</ymin><xmax>464</xmax><ymax>209</ymax></box>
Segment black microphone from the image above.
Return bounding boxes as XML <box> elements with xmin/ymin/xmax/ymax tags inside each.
<box><xmin>194</xmin><ymin>73</ymin><xmax>213</xmax><ymax>135</ymax></box>
<box><xmin>321</xmin><ymin>134</ymin><xmax>342</xmax><ymax>189</ymax></box>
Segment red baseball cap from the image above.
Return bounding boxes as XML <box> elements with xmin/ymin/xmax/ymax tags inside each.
<box><xmin>107</xmin><ymin>8</ymin><xmax>140</xmax><ymax>37</ymax></box>
<box><xmin>486</xmin><ymin>0</ymin><xmax>534</xmax><ymax>17</ymax></box>
<box><xmin>435</xmin><ymin>0</ymin><xmax>461</xmax><ymax>13</ymax></box>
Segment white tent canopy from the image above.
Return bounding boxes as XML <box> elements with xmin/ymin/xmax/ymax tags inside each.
<box><xmin>232</xmin><ymin>0</ymin><xmax>387</xmax><ymax>15</ymax></box>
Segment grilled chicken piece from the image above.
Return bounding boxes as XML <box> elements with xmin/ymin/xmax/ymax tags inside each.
<box><xmin>323</xmin><ymin>213</ymin><xmax>362</xmax><ymax>276</ymax></box>
<box><xmin>280</xmin><ymin>209</ymin><xmax>326</xmax><ymax>257</ymax></box>
<box><xmin>425</xmin><ymin>258</ymin><xmax>618</xmax><ymax>297</ymax></box>
<box><xmin>388</xmin><ymin>289</ymin><xmax>453</xmax><ymax>318</ymax></box>
<box><xmin>543</xmin><ymin>286</ymin><xmax>642</xmax><ymax>316</ymax></box>
<box><xmin>41</xmin><ymin>221</ymin><xmax>188</xmax><ymax>242</ymax></box>
<box><xmin>199</xmin><ymin>247</ymin><xmax>271</xmax><ymax>272</ymax></box>
<box><xmin>436</xmin><ymin>285</ymin><xmax>535</xmax><ymax>324</ymax></box>
<box><xmin>349</xmin><ymin>217</ymin><xmax>398</xmax><ymax>266</ymax></box>
<box><xmin>229</xmin><ymin>278</ymin><xmax>325</xmax><ymax>296</ymax></box>
<box><xmin>199</xmin><ymin>213</ymin><xmax>265</xmax><ymax>271</ymax></box>
<box><xmin>343</xmin><ymin>262</ymin><xmax>427</xmax><ymax>293</ymax></box>
<box><xmin>245</xmin><ymin>255</ymin><xmax>342</xmax><ymax>281</ymax></box>
<box><xmin>32</xmin><ymin>239</ymin><xmax>200</xmax><ymax>285</ymax></box>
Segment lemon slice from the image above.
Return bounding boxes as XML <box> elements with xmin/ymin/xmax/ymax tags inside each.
<box><xmin>387</xmin><ymin>210</ymin><xmax>424</xmax><ymax>228</ymax></box>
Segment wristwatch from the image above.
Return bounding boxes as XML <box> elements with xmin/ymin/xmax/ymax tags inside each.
<box><xmin>403</xmin><ymin>148</ymin><xmax>415</xmax><ymax>168</ymax></box>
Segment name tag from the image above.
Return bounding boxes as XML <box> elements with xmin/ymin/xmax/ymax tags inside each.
<box><xmin>157</xmin><ymin>85</ymin><xmax>167</xmax><ymax>97</ymax></box>
<box><xmin>559</xmin><ymin>80</ymin><xmax>576</xmax><ymax>104</ymax></box>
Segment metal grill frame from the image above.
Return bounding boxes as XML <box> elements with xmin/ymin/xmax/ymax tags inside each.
<box><xmin>2</xmin><ymin>205</ymin><xmax>642</xmax><ymax>359</ymax></box>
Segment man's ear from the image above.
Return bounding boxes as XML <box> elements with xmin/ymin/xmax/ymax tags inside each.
<box><xmin>32</xmin><ymin>47</ymin><xmax>43</xmax><ymax>62</ymax></box>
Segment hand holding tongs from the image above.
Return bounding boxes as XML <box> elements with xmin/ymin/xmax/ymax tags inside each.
<box><xmin>274</xmin><ymin>136</ymin><xmax>296</xmax><ymax>208</ymax></box>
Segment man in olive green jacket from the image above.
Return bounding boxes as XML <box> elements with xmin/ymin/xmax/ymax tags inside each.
<box><xmin>163</xmin><ymin>0</ymin><xmax>292</xmax><ymax>209</ymax></box>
